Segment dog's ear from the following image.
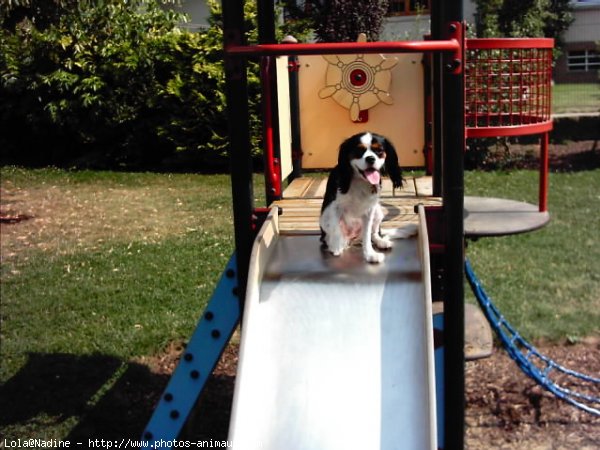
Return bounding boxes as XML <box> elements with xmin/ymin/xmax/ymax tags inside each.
<box><xmin>383</xmin><ymin>138</ymin><xmax>403</xmax><ymax>189</ymax></box>
<box><xmin>337</xmin><ymin>137</ymin><xmax>354</xmax><ymax>194</ymax></box>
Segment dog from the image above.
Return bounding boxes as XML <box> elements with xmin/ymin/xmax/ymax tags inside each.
<box><xmin>319</xmin><ymin>132</ymin><xmax>403</xmax><ymax>263</ymax></box>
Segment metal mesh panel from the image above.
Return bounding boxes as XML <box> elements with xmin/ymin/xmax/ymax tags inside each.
<box><xmin>465</xmin><ymin>40</ymin><xmax>553</xmax><ymax>136</ymax></box>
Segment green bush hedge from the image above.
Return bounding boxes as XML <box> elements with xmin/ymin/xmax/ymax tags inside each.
<box><xmin>0</xmin><ymin>0</ymin><xmax>266</xmax><ymax>170</ymax></box>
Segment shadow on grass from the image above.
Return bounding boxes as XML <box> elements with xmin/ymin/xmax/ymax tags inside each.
<box><xmin>549</xmin><ymin>144</ymin><xmax>600</xmax><ymax>172</ymax></box>
<box><xmin>0</xmin><ymin>353</ymin><xmax>161</xmax><ymax>439</ymax></box>
<box><xmin>466</xmin><ymin>139</ymin><xmax>600</xmax><ymax>172</ymax></box>
<box><xmin>0</xmin><ymin>352</ymin><xmax>235</xmax><ymax>441</ymax></box>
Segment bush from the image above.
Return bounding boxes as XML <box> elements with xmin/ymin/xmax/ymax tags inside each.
<box><xmin>0</xmin><ymin>0</ymin><xmax>277</xmax><ymax>170</ymax></box>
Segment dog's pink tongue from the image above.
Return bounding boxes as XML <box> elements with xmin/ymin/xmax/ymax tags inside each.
<box><xmin>365</xmin><ymin>170</ymin><xmax>380</xmax><ymax>185</ymax></box>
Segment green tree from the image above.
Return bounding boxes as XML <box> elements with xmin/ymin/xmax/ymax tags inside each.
<box><xmin>474</xmin><ymin>0</ymin><xmax>573</xmax><ymax>49</ymax></box>
<box><xmin>283</xmin><ymin>0</ymin><xmax>390</xmax><ymax>42</ymax></box>
<box><xmin>543</xmin><ymin>0</ymin><xmax>575</xmax><ymax>49</ymax></box>
<box><xmin>164</xmin><ymin>0</ymin><xmax>312</xmax><ymax>162</ymax></box>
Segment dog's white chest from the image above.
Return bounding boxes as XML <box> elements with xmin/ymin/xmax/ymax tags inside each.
<box><xmin>337</xmin><ymin>182</ymin><xmax>379</xmax><ymax>218</ymax></box>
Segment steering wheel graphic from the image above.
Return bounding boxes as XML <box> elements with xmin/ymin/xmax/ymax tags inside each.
<box><xmin>318</xmin><ymin>41</ymin><xmax>398</xmax><ymax>122</ymax></box>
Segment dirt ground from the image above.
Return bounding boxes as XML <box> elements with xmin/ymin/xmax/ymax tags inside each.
<box><xmin>464</xmin><ymin>342</ymin><xmax>599</xmax><ymax>449</ymax></box>
<box><xmin>466</xmin><ymin>139</ymin><xmax>599</xmax><ymax>172</ymax></box>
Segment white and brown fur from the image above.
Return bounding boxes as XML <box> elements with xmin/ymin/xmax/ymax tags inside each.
<box><xmin>320</xmin><ymin>132</ymin><xmax>403</xmax><ymax>263</ymax></box>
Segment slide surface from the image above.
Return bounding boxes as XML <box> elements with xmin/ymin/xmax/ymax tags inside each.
<box><xmin>228</xmin><ymin>208</ymin><xmax>436</xmax><ymax>450</ymax></box>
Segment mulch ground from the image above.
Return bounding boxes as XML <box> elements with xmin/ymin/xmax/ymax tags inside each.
<box><xmin>467</xmin><ymin>139</ymin><xmax>599</xmax><ymax>172</ymax></box>
<box><xmin>465</xmin><ymin>341</ymin><xmax>600</xmax><ymax>449</ymax></box>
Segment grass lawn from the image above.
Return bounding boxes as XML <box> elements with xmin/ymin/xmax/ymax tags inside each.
<box><xmin>553</xmin><ymin>83</ymin><xmax>600</xmax><ymax>114</ymax></box>
<box><xmin>1</xmin><ymin>169</ymin><xmax>236</xmax><ymax>371</ymax></box>
<box><xmin>1</xmin><ymin>166</ymin><xmax>599</xmax><ymax>440</ymax></box>
<box><xmin>465</xmin><ymin>170</ymin><xmax>600</xmax><ymax>341</ymax></box>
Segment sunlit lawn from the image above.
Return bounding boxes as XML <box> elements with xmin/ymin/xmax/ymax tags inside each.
<box><xmin>553</xmin><ymin>83</ymin><xmax>600</xmax><ymax>114</ymax></box>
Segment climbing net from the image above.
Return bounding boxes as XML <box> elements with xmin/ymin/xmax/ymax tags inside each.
<box><xmin>465</xmin><ymin>259</ymin><xmax>600</xmax><ymax>416</ymax></box>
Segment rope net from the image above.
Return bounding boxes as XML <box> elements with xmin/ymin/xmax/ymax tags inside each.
<box><xmin>465</xmin><ymin>259</ymin><xmax>600</xmax><ymax>416</ymax></box>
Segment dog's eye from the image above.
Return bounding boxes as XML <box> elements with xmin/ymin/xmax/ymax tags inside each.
<box><xmin>351</xmin><ymin>146</ymin><xmax>367</xmax><ymax>159</ymax></box>
<box><xmin>370</xmin><ymin>143</ymin><xmax>385</xmax><ymax>157</ymax></box>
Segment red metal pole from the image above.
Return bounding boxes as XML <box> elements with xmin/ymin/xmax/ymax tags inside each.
<box><xmin>539</xmin><ymin>131</ymin><xmax>549</xmax><ymax>212</ymax></box>
<box><xmin>226</xmin><ymin>40</ymin><xmax>461</xmax><ymax>57</ymax></box>
<box><xmin>260</xmin><ymin>57</ymin><xmax>281</xmax><ymax>200</ymax></box>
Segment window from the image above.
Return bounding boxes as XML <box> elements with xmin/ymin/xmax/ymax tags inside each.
<box><xmin>387</xmin><ymin>0</ymin><xmax>430</xmax><ymax>16</ymax></box>
<box><xmin>567</xmin><ymin>50</ymin><xmax>600</xmax><ymax>72</ymax></box>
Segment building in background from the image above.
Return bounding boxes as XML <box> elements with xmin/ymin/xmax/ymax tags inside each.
<box><xmin>163</xmin><ymin>0</ymin><xmax>210</xmax><ymax>31</ymax></box>
<box><xmin>554</xmin><ymin>0</ymin><xmax>600</xmax><ymax>83</ymax></box>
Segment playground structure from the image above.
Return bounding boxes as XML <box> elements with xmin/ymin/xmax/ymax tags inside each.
<box><xmin>138</xmin><ymin>1</ymin><xmax>595</xmax><ymax>449</ymax></box>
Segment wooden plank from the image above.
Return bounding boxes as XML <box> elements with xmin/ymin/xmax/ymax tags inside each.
<box><xmin>283</xmin><ymin>178</ymin><xmax>312</xmax><ymax>198</ymax></box>
<box><xmin>309</xmin><ymin>179</ymin><xmax>328</xmax><ymax>198</ymax></box>
<box><xmin>381</xmin><ymin>177</ymin><xmax>417</xmax><ymax>197</ymax></box>
<box><xmin>284</xmin><ymin>176</ymin><xmax>420</xmax><ymax>199</ymax></box>
<box><xmin>274</xmin><ymin>198</ymin><xmax>323</xmax><ymax>207</ymax></box>
<box><xmin>274</xmin><ymin>196</ymin><xmax>441</xmax><ymax>234</ymax></box>
<box><xmin>276</xmin><ymin>56</ymin><xmax>293</xmax><ymax>180</ymax></box>
<box><xmin>414</xmin><ymin>176</ymin><xmax>433</xmax><ymax>197</ymax></box>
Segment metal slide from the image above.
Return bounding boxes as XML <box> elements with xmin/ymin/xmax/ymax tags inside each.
<box><xmin>228</xmin><ymin>206</ymin><xmax>437</xmax><ymax>450</ymax></box>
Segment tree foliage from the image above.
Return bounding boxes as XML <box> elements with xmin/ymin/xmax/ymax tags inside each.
<box><xmin>474</xmin><ymin>0</ymin><xmax>573</xmax><ymax>50</ymax></box>
<box><xmin>0</xmin><ymin>1</ymin><xmax>185</xmax><ymax>168</ymax></box>
<box><xmin>0</xmin><ymin>0</ymin><xmax>308</xmax><ymax>170</ymax></box>
<box><xmin>283</xmin><ymin>0</ymin><xmax>390</xmax><ymax>42</ymax></box>
<box><xmin>1</xmin><ymin>0</ymin><xmax>198</xmax><ymax>168</ymax></box>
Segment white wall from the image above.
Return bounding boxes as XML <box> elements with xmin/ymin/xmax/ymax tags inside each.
<box><xmin>564</xmin><ymin>4</ymin><xmax>600</xmax><ymax>43</ymax></box>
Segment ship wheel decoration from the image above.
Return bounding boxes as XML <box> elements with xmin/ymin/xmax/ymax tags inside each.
<box><xmin>318</xmin><ymin>40</ymin><xmax>398</xmax><ymax>122</ymax></box>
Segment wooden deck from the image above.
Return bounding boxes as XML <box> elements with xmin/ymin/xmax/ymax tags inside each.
<box><xmin>276</xmin><ymin>175</ymin><xmax>551</xmax><ymax>236</ymax></box>
<box><xmin>275</xmin><ymin>176</ymin><xmax>440</xmax><ymax>234</ymax></box>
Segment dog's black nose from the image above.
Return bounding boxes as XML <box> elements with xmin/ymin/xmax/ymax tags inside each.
<box><xmin>365</xmin><ymin>155</ymin><xmax>376</xmax><ymax>165</ymax></box>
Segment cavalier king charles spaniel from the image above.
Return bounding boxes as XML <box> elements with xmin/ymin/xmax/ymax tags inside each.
<box><xmin>320</xmin><ymin>132</ymin><xmax>404</xmax><ymax>263</ymax></box>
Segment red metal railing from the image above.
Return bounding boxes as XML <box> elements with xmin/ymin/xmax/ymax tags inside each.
<box><xmin>465</xmin><ymin>38</ymin><xmax>554</xmax><ymax>212</ymax></box>
<box><xmin>465</xmin><ymin>38</ymin><xmax>554</xmax><ymax>138</ymax></box>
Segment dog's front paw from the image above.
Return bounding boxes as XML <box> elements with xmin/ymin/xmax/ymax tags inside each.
<box><xmin>326</xmin><ymin>242</ymin><xmax>346</xmax><ymax>257</ymax></box>
<box><xmin>373</xmin><ymin>235</ymin><xmax>392</xmax><ymax>250</ymax></box>
<box><xmin>322</xmin><ymin>235</ymin><xmax>347</xmax><ymax>257</ymax></box>
<box><xmin>365</xmin><ymin>251</ymin><xmax>385</xmax><ymax>264</ymax></box>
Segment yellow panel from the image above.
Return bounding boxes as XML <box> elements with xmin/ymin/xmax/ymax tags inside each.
<box><xmin>298</xmin><ymin>54</ymin><xmax>425</xmax><ymax>169</ymax></box>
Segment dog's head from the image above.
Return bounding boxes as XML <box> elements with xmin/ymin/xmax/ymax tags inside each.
<box><xmin>337</xmin><ymin>132</ymin><xmax>403</xmax><ymax>193</ymax></box>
